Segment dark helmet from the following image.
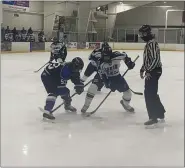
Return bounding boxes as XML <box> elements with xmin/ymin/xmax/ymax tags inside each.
<box><xmin>138</xmin><ymin>24</ymin><xmax>154</xmax><ymax>42</ymax></box>
<box><xmin>102</xmin><ymin>46</ymin><xmax>112</xmax><ymax>55</ymax></box>
<box><xmin>101</xmin><ymin>41</ymin><xmax>109</xmax><ymax>50</ymax></box>
<box><xmin>52</xmin><ymin>37</ymin><xmax>58</xmax><ymax>43</ymax></box>
<box><xmin>63</xmin><ymin>34</ymin><xmax>67</xmax><ymax>39</ymax></box>
<box><xmin>101</xmin><ymin>46</ymin><xmax>112</xmax><ymax>63</ymax></box>
<box><xmin>71</xmin><ymin>57</ymin><xmax>84</xmax><ymax>72</ymax></box>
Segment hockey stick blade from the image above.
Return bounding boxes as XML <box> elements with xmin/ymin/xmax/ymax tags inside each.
<box><xmin>50</xmin><ymin>79</ymin><xmax>93</xmax><ymax>113</ymax></box>
<box><xmin>85</xmin><ymin>55</ymin><xmax>140</xmax><ymax>117</ymax></box>
<box><xmin>130</xmin><ymin>89</ymin><xmax>143</xmax><ymax>95</ymax></box>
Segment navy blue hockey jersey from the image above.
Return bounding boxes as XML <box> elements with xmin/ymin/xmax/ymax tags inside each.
<box><xmin>43</xmin><ymin>62</ymin><xmax>81</xmax><ymax>87</ymax></box>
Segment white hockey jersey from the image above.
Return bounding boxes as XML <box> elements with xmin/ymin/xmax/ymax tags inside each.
<box><xmin>100</xmin><ymin>51</ymin><xmax>128</xmax><ymax>77</ymax></box>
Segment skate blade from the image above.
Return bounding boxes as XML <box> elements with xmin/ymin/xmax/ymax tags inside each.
<box><xmin>65</xmin><ymin>109</ymin><xmax>77</xmax><ymax>113</ymax></box>
<box><xmin>82</xmin><ymin>112</ymin><xmax>91</xmax><ymax>117</ymax></box>
<box><xmin>125</xmin><ymin>109</ymin><xmax>135</xmax><ymax>113</ymax></box>
<box><xmin>145</xmin><ymin>121</ymin><xmax>168</xmax><ymax>129</ymax></box>
<box><xmin>123</xmin><ymin>107</ymin><xmax>135</xmax><ymax>113</ymax></box>
<box><xmin>43</xmin><ymin>113</ymin><xmax>55</xmax><ymax>120</ymax></box>
<box><xmin>42</xmin><ymin>117</ymin><xmax>56</xmax><ymax>123</ymax></box>
<box><xmin>120</xmin><ymin>101</ymin><xmax>135</xmax><ymax>113</ymax></box>
<box><xmin>39</xmin><ymin>107</ymin><xmax>55</xmax><ymax>120</ymax></box>
<box><xmin>145</xmin><ymin>123</ymin><xmax>158</xmax><ymax>129</ymax></box>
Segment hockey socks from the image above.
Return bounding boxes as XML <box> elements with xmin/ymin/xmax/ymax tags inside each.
<box><xmin>81</xmin><ymin>83</ymin><xmax>98</xmax><ymax>113</ymax></box>
<box><xmin>42</xmin><ymin>94</ymin><xmax>57</xmax><ymax>120</ymax></box>
<box><xmin>44</xmin><ymin>93</ymin><xmax>57</xmax><ymax>112</ymax></box>
<box><xmin>61</xmin><ymin>95</ymin><xmax>77</xmax><ymax>112</ymax></box>
<box><xmin>121</xmin><ymin>89</ymin><xmax>134</xmax><ymax>112</ymax></box>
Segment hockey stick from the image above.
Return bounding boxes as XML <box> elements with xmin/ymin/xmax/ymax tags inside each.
<box><xmin>130</xmin><ymin>88</ymin><xmax>143</xmax><ymax>95</ymax></box>
<box><xmin>85</xmin><ymin>55</ymin><xmax>140</xmax><ymax>117</ymax></box>
<box><xmin>51</xmin><ymin>79</ymin><xmax>93</xmax><ymax>113</ymax></box>
<box><xmin>34</xmin><ymin>62</ymin><xmax>49</xmax><ymax>73</ymax></box>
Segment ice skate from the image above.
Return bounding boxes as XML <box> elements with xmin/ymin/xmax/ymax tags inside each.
<box><xmin>120</xmin><ymin>100</ymin><xmax>135</xmax><ymax>113</ymax></box>
<box><xmin>97</xmin><ymin>88</ymin><xmax>101</xmax><ymax>92</ymax></box>
<box><xmin>144</xmin><ymin>119</ymin><xmax>158</xmax><ymax>129</ymax></box>
<box><xmin>157</xmin><ymin>118</ymin><xmax>166</xmax><ymax>127</ymax></box>
<box><xmin>64</xmin><ymin>104</ymin><xmax>77</xmax><ymax>112</ymax></box>
<box><xmin>158</xmin><ymin>118</ymin><xmax>165</xmax><ymax>123</ymax></box>
<box><xmin>39</xmin><ymin>107</ymin><xmax>55</xmax><ymax>120</ymax></box>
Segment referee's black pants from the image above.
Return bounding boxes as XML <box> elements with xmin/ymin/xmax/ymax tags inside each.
<box><xmin>144</xmin><ymin>67</ymin><xmax>166</xmax><ymax>120</ymax></box>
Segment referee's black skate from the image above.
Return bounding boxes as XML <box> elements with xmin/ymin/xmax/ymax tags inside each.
<box><xmin>144</xmin><ymin>119</ymin><xmax>158</xmax><ymax>128</ymax></box>
<box><xmin>120</xmin><ymin>100</ymin><xmax>135</xmax><ymax>113</ymax></box>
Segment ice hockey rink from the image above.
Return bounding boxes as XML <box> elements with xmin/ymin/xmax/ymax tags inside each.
<box><xmin>1</xmin><ymin>50</ymin><xmax>184</xmax><ymax>167</ymax></box>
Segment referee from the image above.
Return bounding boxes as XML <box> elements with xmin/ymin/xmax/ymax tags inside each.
<box><xmin>139</xmin><ymin>25</ymin><xmax>166</xmax><ymax>126</ymax></box>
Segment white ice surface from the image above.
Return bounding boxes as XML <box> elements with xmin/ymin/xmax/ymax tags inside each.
<box><xmin>1</xmin><ymin>50</ymin><xmax>184</xmax><ymax>167</ymax></box>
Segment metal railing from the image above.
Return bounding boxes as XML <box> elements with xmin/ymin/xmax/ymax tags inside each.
<box><xmin>2</xmin><ymin>28</ymin><xmax>184</xmax><ymax>44</ymax></box>
<box><xmin>65</xmin><ymin>28</ymin><xmax>184</xmax><ymax>44</ymax></box>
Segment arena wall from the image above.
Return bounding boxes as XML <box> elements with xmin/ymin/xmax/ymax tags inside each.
<box><xmin>1</xmin><ymin>42</ymin><xmax>184</xmax><ymax>54</ymax></box>
<box><xmin>11</xmin><ymin>42</ymin><xmax>30</xmax><ymax>52</ymax></box>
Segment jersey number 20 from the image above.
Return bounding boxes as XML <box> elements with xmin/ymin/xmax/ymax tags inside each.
<box><xmin>48</xmin><ymin>63</ymin><xmax>60</xmax><ymax>70</ymax></box>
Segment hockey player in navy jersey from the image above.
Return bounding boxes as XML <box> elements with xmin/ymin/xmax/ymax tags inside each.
<box><xmin>40</xmin><ymin>57</ymin><xmax>84</xmax><ymax>120</ymax></box>
<box><xmin>81</xmin><ymin>46</ymin><xmax>135</xmax><ymax>113</ymax></box>
<box><xmin>49</xmin><ymin>37</ymin><xmax>67</xmax><ymax>63</ymax></box>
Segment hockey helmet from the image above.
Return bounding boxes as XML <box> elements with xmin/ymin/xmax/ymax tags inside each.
<box><xmin>52</xmin><ymin>36</ymin><xmax>59</xmax><ymax>43</ymax></box>
<box><xmin>101</xmin><ymin>41</ymin><xmax>110</xmax><ymax>50</ymax></box>
<box><xmin>72</xmin><ymin>57</ymin><xmax>84</xmax><ymax>72</ymax></box>
<box><xmin>138</xmin><ymin>24</ymin><xmax>154</xmax><ymax>42</ymax></box>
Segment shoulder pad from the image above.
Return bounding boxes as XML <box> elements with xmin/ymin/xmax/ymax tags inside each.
<box><xmin>113</xmin><ymin>51</ymin><xmax>121</xmax><ymax>55</ymax></box>
<box><xmin>93</xmin><ymin>48</ymin><xmax>101</xmax><ymax>52</ymax></box>
<box><xmin>111</xmin><ymin>51</ymin><xmax>128</xmax><ymax>60</ymax></box>
<box><xmin>89</xmin><ymin>51</ymin><xmax>101</xmax><ymax>60</ymax></box>
<box><xmin>121</xmin><ymin>51</ymin><xmax>128</xmax><ymax>57</ymax></box>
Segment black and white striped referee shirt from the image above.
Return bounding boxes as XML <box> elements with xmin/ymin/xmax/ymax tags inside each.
<box><xmin>142</xmin><ymin>39</ymin><xmax>162</xmax><ymax>72</ymax></box>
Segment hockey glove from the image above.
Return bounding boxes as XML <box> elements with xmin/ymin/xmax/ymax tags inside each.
<box><xmin>125</xmin><ymin>57</ymin><xmax>135</xmax><ymax>70</ymax></box>
<box><xmin>140</xmin><ymin>66</ymin><xmax>145</xmax><ymax>79</ymax></box>
<box><xmin>74</xmin><ymin>83</ymin><xmax>84</xmax><ymax>95</ymax></box>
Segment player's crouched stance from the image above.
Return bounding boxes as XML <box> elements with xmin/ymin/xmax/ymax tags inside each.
<box><xmin>81</xmin><ymin>42</ymin><xmax>109</xmax><ymax>91</ymax></box>
<box><xmin>40</xmin><ymin>57</ymin><xmax>84</xmax><ymax>120</ymax></box>
<box><xmin>100</xmin><ymin>47</ymin><xmax>135</xmax><ymax>112</ymax></box>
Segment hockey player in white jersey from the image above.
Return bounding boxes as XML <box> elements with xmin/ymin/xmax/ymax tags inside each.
<box><xmin>81</xmin><ymin>42</ymin><xmax>110</xmax><ymax>91</ymax></box>
<box><xmin>49</xmin><ymin>37</ymin><xmax>67</xmax><ymax>64</ymax></box>
<box><xmin>81</xmin><ymin>46</ymin><xmax>135</xmax><ymax>113</ymax></box>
